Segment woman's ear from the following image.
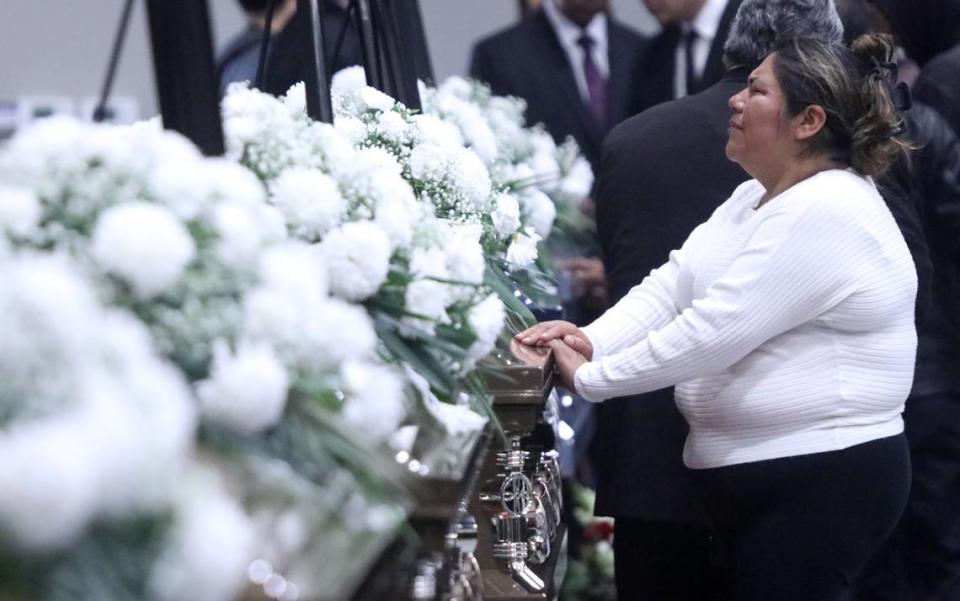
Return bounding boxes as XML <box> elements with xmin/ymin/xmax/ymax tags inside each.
<box><xmin>793</xmin><ymin>105</ymin><xmax>828</xmax><ymax>142</ymax></box>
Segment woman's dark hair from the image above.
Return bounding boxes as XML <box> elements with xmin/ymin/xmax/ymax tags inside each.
<box><xmin>772</xmin><ymin>33</ymin><xmax>911</xmax><ymax>177</ymax></box>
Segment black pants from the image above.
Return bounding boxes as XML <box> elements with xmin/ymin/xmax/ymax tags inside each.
<box><xmin>613</xmin><ymin>518</ymin><xmax>729</xmax><ymax>601</ymax></box>
<box><xmin>855</xmin><ymin>393</ymin><xmax>960</xmax><ymax>601</ymax></box>
<box><xmin>694</xmin><ymin>434</ymin><xmax>911</xmax><ymax>601</ymax></box>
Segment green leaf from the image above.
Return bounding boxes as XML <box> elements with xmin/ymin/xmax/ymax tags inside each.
<box><xmin>484</xmin><ymin>261</ymin><xmax>536</xmax><ymax>329</ymax></box>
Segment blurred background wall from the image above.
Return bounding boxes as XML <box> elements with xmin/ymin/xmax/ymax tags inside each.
<box><xmin>0</xmin><ymin>0</ymin><xmax>656</xmax><ymax>121</ymax></box>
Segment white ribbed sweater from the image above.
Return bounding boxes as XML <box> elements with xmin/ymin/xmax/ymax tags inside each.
<box><xmin>576</xmin><ymin>170</ymin><xmax>918</xmax><ymax>469</ymax></box>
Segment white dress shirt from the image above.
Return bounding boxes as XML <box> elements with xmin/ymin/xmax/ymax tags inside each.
<box><xmin>674</xmin><ymin>0</ymin><xmax>728</xmax><ymax>98</ymax></box>
<box><xmin>575</xmin><ymin>170</ymin><xmax>918</xmax><ymax>469</ymax></box>
<box><xmin>543</xmin><ymin>0</ymin><xmax>609</xmax><ymax>102</ymax></box>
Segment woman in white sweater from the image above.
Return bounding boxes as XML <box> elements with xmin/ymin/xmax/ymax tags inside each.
<box><xmin>519</xmin><ymin>34</ymin><xmax>917</xmax><ymax>600</ymax></box>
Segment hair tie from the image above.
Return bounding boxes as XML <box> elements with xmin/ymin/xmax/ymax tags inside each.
<box><xmin>868</xmin><ymin>56</ymin><xmax>897</xmax><ymax>81</ymax></box>
<box><xmin>866</xmin><ymin>56</ymin><xmax>912</xmax><ymax>112</ymax></box>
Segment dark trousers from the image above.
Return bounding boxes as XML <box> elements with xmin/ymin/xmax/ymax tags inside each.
<box><xmin>694</xmin><ymin>434</ymin><xmax>911</xmax><ymax>601</ymax></box>
<box><xmin>613</xmin><ymin>518</ymin><xmax>728</xmax><ymax>601</ymax></box>
<box><xmin>855</xmin><ymin>393</ymin><xmax>960</xmax><ymax>601</ymax></box>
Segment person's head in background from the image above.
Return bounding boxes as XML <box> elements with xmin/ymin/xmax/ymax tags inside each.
<box><xmin>726</xmin><ymin>33</ymin><xmax>908</xmax><ymax>194</ymax></box>
<box><xmin>643</xmin><ymin>0</ymin><xmax>708</xmax><ymax>26</ymax></box>
<box><xmin>557</xmin><ymin>0</ymin><xmax>611</xmax><ymax>26</ymax></box>
<box><xmin>722</xmin><ymin>0</ymin><xmax>844</xmax><ymax>72</ymax></box>
<box><xmin>864</xmin><ymin>0</ymin><xmax>960</xmax><ymax>66</ymax></box>
<box><xmin>237</xmin><ymin>0</ymin><xmax>298</xmax><ymax>33</ymax></box>
<box><xmin>832</xmin><ymin>0</ymin><xmax>870</xmax><ymax>43</ymax></box>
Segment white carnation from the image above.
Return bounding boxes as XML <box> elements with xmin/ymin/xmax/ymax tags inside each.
<box><xmin>211</xmin><ymin>202</ymin><xmax>265</xmax><ymax>268</ymax></box>
<box><xmin>92</xmin><ymin>202</ymin><xmax>195</xmax><ymax>298</ymax></box>
<box><xmin>88</xmin><ymin>314</ymin><xmax>196</xmax><ymax>514</ymax></box>
<box><xmin>560</xmin><ymin>157</ymin><xmax>594</xmax><ymax>200</ymax></box>
<box><xmin>446</xmin><ymin>234</ymin><xmax>485</xmax><ymax>286</ymax></box>
<box><xmin>331</xmin><ymin>65</ymin><xmax>368</xmax><ymax>98</ymax></box>
<box><xmin>0</xmin><ymin>254</ymin><xmax>106</xmax><ymax>420</ymax></box>
<box><xmin>197</xmin><ymin>340</ymin><xmax>289</xmax><ymax>434</ymax></box>
<box><xmin>340</xmin><ymin>361</ymin><xmax>407</xmax><ymax>443</ymax></box>
<box><xmin>0</xmin><ymin>414</ymin><xmax>100</xmax><ymax>551</ymax></box>
<box><xmin>204</xmin><ymin>159</ymin><xmax>268</xmax><ymax>207</ymax></box>
<box><xmin>322</xmin><ymin>221</ymin><xmax>392</xmax><ymax>301</ymax></box>
<box><xmin>506</xmin><ymin>227</ymin><xmax>541</xmax><ymax>272</ymax></box>
<box><xmin>334</xmin><ymin>115</ymin><xmax>367</xmax><ymax>145</ymax></box>
<box><xmin>0</xmin><ymin>186</ymin><xmax>41</xmax><ymax>238</ymax></box>
<box><xmin>449</xmin><ymin>148</ymin><xmax>491</xmax><ymax>211</ymax></box>
<box><xmin>245</xmin><ymin>243</ymin><xmax>329</xmax><ymax>355</ymax></box>
<box><xmin>409</xmin><ymin>143</ymin><xmax>449</xmax><ymax>181</ymax></box>
<box><xmin>283</xmin><ymin>82</ymin><xmax>307</xmax><ymax>115</ymax></box>
<box><xmin>270</xmin><ymin>167</ymin><xmax>345</xmax><ymax>239</ymax></box>
<box><xmin>252</xmin><ymin>203</ymin><xmax>289</xmax><ymax>245</ymax></box>
<box><xmin>459</xmin><ymin>112</ymin><xmax>499</xmax><ymax>165</ymax></box>
<box><xmin>411</xmin><ymin>114</ymin><xmax>464</xmax><ymax>151</ymax></box>
<box><xmin>373</xmin><ymin>110</ymin><xmax>411</xmax><ymax>143</ymax></box>
<box><xmin>257</xmin><ymin>241</ymin><xmax>328</xmax><ymax>301</ymax></box>
<box><xmin>409</xmin><ymin>246</ymin><xmax>449</xmax><ymax>280</ymax></box>
<box><xmin>405</xmin><ymin>279</ymin><xmax>450</xmax><ymax>333</ymax></box>
<box><xmin>308</xmin><ymin>298</ymin><xmax>378</xmax><ymax>366</ymax></box>
<box><xmin>372</xmin><ymin>175</ymin><xmax>418</xmax><ymax>250</ymax></box>
<box><xmin>521</xmin><ymin>188</ymin><xmax>557</xmax><ymax>238</ymax></box>
<box><xmin>491</xmin><ymin>192</ymin><xmax>521</xmax><ymax>239</ymax></box>
<box><xmin>468</xmin><ymin>294</ymin><xmax>506</xmax><ymax>359</ymax></box>
<box><xmin>358</xmin><ymin>86</ymin><xmax>396</xmax><ymax>112</ymax></box>
<box><xmin>149</xmin><ymin>466</ymin><xmax>256</xmax><ymax>601</ymax></box>
<box><xmin>353</xmin><ymin>146</ymin><xmax>403</xmax><ymax>175</ymax></box>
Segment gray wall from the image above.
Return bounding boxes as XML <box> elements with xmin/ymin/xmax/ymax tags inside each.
<box><xmin>0</xmin><ymin>0</ymin><xmax>656</xmax><ymax>120</ymax></box>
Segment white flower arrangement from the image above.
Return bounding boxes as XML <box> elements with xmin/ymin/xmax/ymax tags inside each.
<box><xmin>0</xmin><ymin>65</ymin><xmax>599</xmax><ymax>599</ymax></box>
<box><xmin>0</xmin><ymin>252</ymin><xmax>196</xmax><ymax>551</ymax></box>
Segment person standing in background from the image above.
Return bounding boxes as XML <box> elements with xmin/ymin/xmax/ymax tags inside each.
<box><xmin>217</xmin><ymin>0</ymin><xmax>298</xmax><ymax>97</ymax></box>
<box><xmin>866</xmin><ymin>0</ymin><xmax>960</xmax><ymax>137</ymax></box>
<box><xmin>628</xmin><ymin>0</ymin><xmax>741</xmax><ymax>114</ymax></box>
<box><xmin>469</xmin><ymin>0</ymin><xmax>647</xmax><ymax>324</ymax></box>
<box><xmin>217</xmin><ymin>0</ymin><xmax>363</xmax><ymax>99</ymax></box>
<box><xmin>831</xmin><ymin>3</ymin><xmax>960</xmax><ymax>600</ymax></box>
<box><xmin>469</xmin><ymin>0</ymin><xmax>645</xmax><ymax>172</ymax></box>
<box><xmin>590</xmin><ymin>1</ymin><xmax>845</xmax><ymax>598</ymax></box>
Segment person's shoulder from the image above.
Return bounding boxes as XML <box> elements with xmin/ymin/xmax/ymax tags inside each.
<box><xmin>807</xmin><ymin>169</ymin><xmax>877</xmax><ymax>199</ymax></box>
<box><xmin>919</xmin><ymin>44</ymin><xmax>960</xmax><ymax>78</ymax></box>
<box><xmin>787</xmin><ymin>170</ymin><xmax>882</xmax><ymax>222</ymax></box>
<box><xmin>472</xmin><ymin>12</ymin><xmax>543</xmax><ymax>53</ymax></box>
<box><xmin>724</xmin><ymin>179</ymin><xmax>765</xmax><ymax>210</ymax></box>
<box><xmin>606</xmin><ymin>87</ymin><xmax>723</xmax><ymax>149</ymax></box>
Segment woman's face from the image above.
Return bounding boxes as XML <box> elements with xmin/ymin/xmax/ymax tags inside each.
<box><xmin>725</xmin><ymin>53</ymin><xmax>794</xmax><ymax>176</ymax></box>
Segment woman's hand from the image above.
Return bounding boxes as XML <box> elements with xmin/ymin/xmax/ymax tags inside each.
<box><xmin>548</xmin><ymin>339</ymin><xmax>588</xmax><ymax>394</ymax></box>
<box><xmin>515</xmin><ymin>320</ymin><xmax>594</xmax><ymax>360</ymax></box>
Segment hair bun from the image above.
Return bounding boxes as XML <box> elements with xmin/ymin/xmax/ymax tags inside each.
<box><xmin>851</xmin><ymin>33</ymin><xmax>897</xmax><ymax>71</ymax></box>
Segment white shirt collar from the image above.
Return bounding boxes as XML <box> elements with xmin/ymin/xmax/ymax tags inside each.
<box><xmin>543</xmin><ymin>0</ymin><xmax>608</xmax><ymax>58</ymax></box>
<box><xmin>687</xmin><ymin>0</ymin><xmax>727</xmax><ymax>42</ymax></box>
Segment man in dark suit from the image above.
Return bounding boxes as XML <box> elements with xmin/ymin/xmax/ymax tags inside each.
<box><xmin>629</xmin><ymin>0</ymin><xmax>742</xmax><ymax>114</ymax></box>
<box><xmin>469</xmin><ymin>0</ymin><xmax>645</xmax><ymax>171</ymax></box>
<box><xmin>592</xmin><ymin>1</ymin><xmax>844</xmax><ymax>598</ymax></box>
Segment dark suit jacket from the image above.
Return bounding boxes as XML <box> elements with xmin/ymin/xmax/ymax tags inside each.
<box><xmin>469</xmin><ymin>9</ymin><xmax>646</xmax><ymax>171</ymax></box>
<box><xmin>628</xmin><ymin>0</ymin><xmax>741</xmax><ymax>116</ymax></box>
<box><xmin>591</xmin><ymin>71</ymin><xmax>750</xmax><ymax>520</ymax></box>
